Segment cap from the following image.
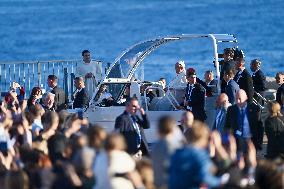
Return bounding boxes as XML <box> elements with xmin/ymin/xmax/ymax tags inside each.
<box><xmin>186</xmin><ymin>68</ymin><xmax>196</xmax><ymax>76</ymax></box>
<box><xmin>177</xmin><ymin>60</ymin><xmax>185</xmax><ymax>68</ymax></box>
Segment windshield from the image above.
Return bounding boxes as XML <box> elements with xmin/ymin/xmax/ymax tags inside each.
<box><xmin>107</xmin><ymin>40</ymin><xmax>160</xmax><ymax>79</ymax></box>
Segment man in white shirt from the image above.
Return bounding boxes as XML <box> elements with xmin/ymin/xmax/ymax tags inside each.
<box><xmin>76</xmin><ymin>50</ymin><xmax>103</xmax><ymax>97</ymax></box>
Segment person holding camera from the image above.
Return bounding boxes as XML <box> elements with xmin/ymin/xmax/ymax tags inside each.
<box><xmin>27</xmin><ymin>87</ymin><xmax>43</xmax><ymax>110</ymax></box>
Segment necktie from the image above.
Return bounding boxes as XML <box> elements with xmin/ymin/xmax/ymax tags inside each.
<box><xmin>131</xmin><ymin>115</ymin><xmax>142</xmax><ymax>148</ymax></box>
<box><xmin>240</xmin><ymin>108</ymin><xmax>245</xmax><ymax>136</ymax></box>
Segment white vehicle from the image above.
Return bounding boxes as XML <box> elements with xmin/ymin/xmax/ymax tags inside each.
<box><xmin>85</xmin><ymin>34</ymin><xmax>238</xmax><ymax>143</ymax></box>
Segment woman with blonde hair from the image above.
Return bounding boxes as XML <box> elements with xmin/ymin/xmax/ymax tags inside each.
<box><xmin>265</xmin><ymin>101</ymin><xmax>284</xmax><ymax>159</ymax></box>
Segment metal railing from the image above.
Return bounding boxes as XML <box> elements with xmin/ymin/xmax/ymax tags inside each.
<box><xmin>0</xmin><ymin>60</ymin><xmax>80</xmax><ymax>98</ymax></box>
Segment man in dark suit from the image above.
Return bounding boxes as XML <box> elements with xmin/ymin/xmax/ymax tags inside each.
<box><xmin>225</xmin><ymin>89</ymin><xmax>263</xmax><ymax>151</ymax></box>
<box><xmin>114</xmin><ymin>97</ymin><xmax>150</xmax><ymax>157</ymax></box>
<box><xmin>184</xmin><ymin>68</ymin><xmax>207</xmax><ymax>122</ymax></box>
<box><xmin>224</xmin><ymin>69</ymin><xmax>240</xmax><ymax>105</ymax></box>
<box><xmin>47</xmin><ymin>75</ymin><xmax>67</xmax><ymax>112</ymax></box>
<box><xmin>73</xmin><ymin>77</ymin><xmax>89</xmax><ymax>109</ymax></box>
<box><xmin>276</xmin><ymin>72</ymin><xmax>284</xmax><ymax>106</ymax></box>
<box><xmin>213</xmin><ymin>93</ymin><xmax>231</xmax><ymax>134</ymax></box>
<box><xmin>250</xmin><ymin>59</ymin><xmax>266</xmax><ymax>104</ymax></box>
<box><xmin>234</xmin><ymin>58</ymin><xmax>254</xmax><ymax>103</ymax></box>
<box><xmin>220</xmin><ymin>48</ymin><xmax>236</xmax><ymax>93</ymax></box>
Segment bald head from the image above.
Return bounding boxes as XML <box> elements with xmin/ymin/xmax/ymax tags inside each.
<box><xmin>180</xmin><ymin>111</ymin><xmax>194</xmax><ymax>129</ymax></box>
<box><xmin>236</xmin><ymin>89</ymin><xmax>247</xmax><ymax>107</ymax></box>
<box><xmin>216</xmin><ymin>93</ymin><xmax>229</xmax><ymax>108</ymax></box>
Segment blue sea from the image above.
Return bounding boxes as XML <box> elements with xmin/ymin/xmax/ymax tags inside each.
<box><xmin>0</xmin><ymin>0</ymin><xmax>283</xmax><ymax>83</ymax></box>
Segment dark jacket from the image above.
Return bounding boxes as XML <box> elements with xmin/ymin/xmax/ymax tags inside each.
<box><xmin>252</xmin><ymin>69</ymin><xmax>266</xmax><ymax>93</ymax></box>
<box><xmin>265</xmin><ymin>116</ymin><xmax>284</xmax><ymax>159</ymax></box>
<box><xmin>276</xmin><ymin>83</ymin><xmax>284</xmax><ymax>106</ymax></box>
<box><xmin>234</xmin><ymin>69</ymin><xmax>254</xmax><ymax>103</ymax></box>
<box><xmin>225</xmin><ymin>79</ymin><xmax>240</xmax><ymax>105</ymax></box>
<box><xmin>185</xmin><ymin>83</ymin><xmax>207</xmax><ymax>121</ymax></box>
<box><xmin>220</xmin><ymin>59</ymin><xmax>236</xmax><ymax>93</ymax></box>
<box><xmin>51</xmin><ymin>86</ymin><xmax>68</xmax><ymax>112</ymax></box>
<box><xmin>197</xmin><ymin>78</ymin><xmax>217</xmax><ymax>96</ymax></box>
<box><xmin>225</xmin><ymin>103</ymin><xmax>263</xmax><ymax>150</ymax></box>
<box><xmin>73</xmin><ymin>88</ymin><xmax>89</xmax><ymax>109</ymax></box>
<box><xmin>114</xmin><ymin>111</ymin><xmax>150</xmax><ymax>155</ymax></box>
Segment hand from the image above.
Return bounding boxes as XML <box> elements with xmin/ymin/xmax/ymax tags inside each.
<box><xmin>137</xmin><ymin>106</ymin><xmax>145</xmax><ymax>115</ymax></box>
<box><xmin>85</xmin><ymin>73</ymin><xmax>94</xmax><ymax>78</ymax></box>
<box><xmin>12</xmin><ymin>82</ymin><xmax>20</xmax><ymax>89</ymax></box>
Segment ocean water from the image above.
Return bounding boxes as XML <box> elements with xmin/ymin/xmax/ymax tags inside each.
<box><xmin>0</xmin><ymin>0</ymin><xmax>283</xmax><ymax>83</ymax></box>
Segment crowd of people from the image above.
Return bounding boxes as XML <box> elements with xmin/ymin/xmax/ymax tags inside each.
<box><xmin>0</xmin><ymin>48</ymin><xmax>284</xmax><ymax>189</ymax></box>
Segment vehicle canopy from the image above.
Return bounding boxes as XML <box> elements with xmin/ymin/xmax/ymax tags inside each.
<box><xmin>105</xmin><ymin>34</ymin><xmax>238</xmax><ymax>84</ymax></box>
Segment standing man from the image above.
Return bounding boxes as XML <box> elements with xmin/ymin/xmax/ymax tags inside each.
<box><xmin>234</xmin><ymin>57</ymin><xmax>254</xmax><ymax>103</ymax></box>
<box><xmin>225</xmin><ymin>89</ymin><xmax>263</xmax><ymax>151</ymax></box>
<box><xmin>73</xmin><ymin>77</ymin><xmax>89</xmax><ymax>109</ymax></box>
<box><xmin>220</xmin><ymin>48</ymin><xmax>235</xmax><ymax>93</ymax></box>
<box><xmin>184</xmin><ymin>68</ymin><xmax>207</xmax><ymax>122</ymax></box>
<box><xmin>223</xmin><ymin>69</ymin><xmax>240</xmax><ymax>105</ymax></box>
<box><xmin>204</xmin><ymin>70</ymin><xmax>218</xmax><ymax>95</ymax></box>
<box><xmin>275</xmin><ymin>72</ymin><xmax>284</xmax><ymax>106</ymax></box>
<box><xmin>76</xmin><ymin>50</ymin><xmax>102</xmax><ymax>98</ymax></box>
<box><xmin>47</xmin><ymin>75</ymin><xmax>67</xmax><ymax>112</ymax></box>
<box><xmin>114</xmin><ymin>97</ymin><xmax>150</xmax><ymax>157</ymax></box>
<box><xmin>213</xmin><ymin>93</ymin><xmax>231</xmax><ymax>134</ymax></box>
<box><xmin>250</xmin><ymin>59</ymin><xmax>266</xmax><ymax>102</ymax></box>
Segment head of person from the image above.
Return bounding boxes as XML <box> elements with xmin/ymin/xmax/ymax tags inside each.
<box><xmin>223</xmin><ymin>48</ymin><xmax>234</xmax><ymax>61</ymax></box>
<box><xmin>158</xmin><ymin>77</ymin><xmax>166</xmax><ymax>89</ymax></box>
<box><xmin>267</xmin><ymin>101</ymin><xmax>282</xmax><ymax>117</ymax></box>
<box><xmin>235</xmin><ymin>89</ymin><xmax>247</xmax><ymax>108</ymax></box>
<box><xmin>157</xmin><ymin>115</ymin><xmax>175</xmax><ymax>138</ymax></box>
<box><xmin>216</xmin><ymin>93</ymin><xmax>229</xmax><ymax>109</ymax></box>
<box><xmin>47</xmin><ymin>75</ymin><xmax>58</xmax><ymax>88</ymax></box>
<box><xmin>125</xmin><ymin>97</ymin><xmax>140</xmax><ymax>115</ymax></box>
<box><xmin>250</xmin><ymin>59</ymin><xmax>261</xmax><ymax>72</ymax></box>
<box><xmin>124</xmin><ymin>84</ymin><xmax>130</xmax><ymax>97</ymax></box>
<box><xmin>275</xmin><ymin>72</ymin><xmax>284</xmax><ymax>85</ymax></box>
<box><xmin>74</xmin><ymin>77</ymin><xmax>85</xmax><ymax>90</ymax></box>
<box><xmin>185</xmin><ymin>121</ymin><xmax>210</xmax><ymax>148</ymax></box>
<box><xmin>29</xmin><ymin>103</ymin><xmax>45</xmax><ymax>118</ymax></box>
<box><xmin>42</xmin><ymin>92</ymin><xmax>55</xmax><ymax>109</ymax></box>
<box><xmin>82</xmin><ymin>49</ymin><xmax>91</xmax><ymax>63</ymax></box>
<box><xmin>30</xmin><ymin>87</ymin><xmax>43</xmax><ymax>99</ymax></box>
<box><xmin>87</xmin><ymin>124</ymin><xmax>107</xmax><ymax>150</ymax></box>
<box><xmin>186</xmin><ymin>68</ymin><xmax>197</xmax><ymax>85</ymax></box>
<box><xmin>204</xmin><ymin>70</ymin><xmax>214</xmax><ymax>83</ymax></box>
<box><xmin>235</xmin><ymin>57</ymin><xmax>245</xmax><ymax>70</ymax></box>
<box><xmin>98</xmin><ymin>84</ymin><xmax>107</xmax><ymax>93</ymax></box>
<box><xmin>5</xmin><ymin>170</ymin><xmax>29</xmax><ymax>189</ymax></box>
<box><xmin>104</xmin><ymin>132</ymin><xmax>126</xmax><ymax>152</ymax></box>
<box><xmin>180</xmin><ymin>111</ymin><xmax>194</xmax><ymax>128</ymax></box>
<box><xmin>223</xmin><ymin>69</ymin><xmax>235</xmax><ymax>82</ymax></box>
<box><xmin>175</xmin><ymin>60</ymin><xmax>185</xmax><ymax>74</ymax></box>
<box><xmin>41</xmin><ymin>111</ymin><xmax>59</xmax><ymax>132</ymax></box>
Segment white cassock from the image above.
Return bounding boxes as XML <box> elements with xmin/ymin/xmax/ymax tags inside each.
<box><xmin>167</xmin><ymin>71</ymin><xmax>187</xmax><ymax>104</ymax></box>
<box><xmin>76</xmin><ymin>60</ymin><xmax>102</xmax><ymax>98</ymax></box>
<box><xmin>168</xmin><ymin>71</ymin><xmax>187</xmax><ymax>89</ymax></box>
